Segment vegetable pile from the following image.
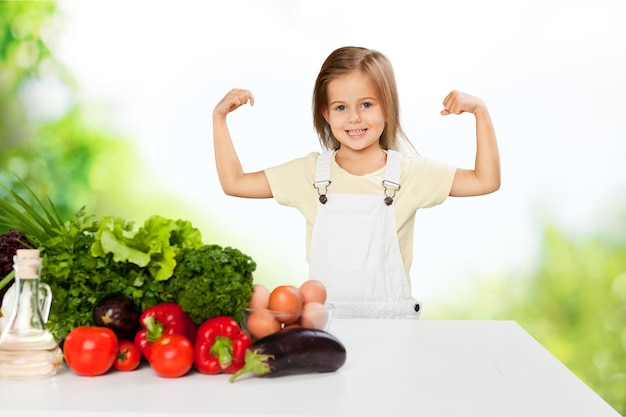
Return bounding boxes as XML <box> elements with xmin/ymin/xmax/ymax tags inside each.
<box><xmin>1</xmin><ymin>180</ymin><xmax>347</xmax><ymax>382</ymax></box>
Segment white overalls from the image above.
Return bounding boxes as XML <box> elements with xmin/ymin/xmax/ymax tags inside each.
<box><xmin>310</xmin><ymin>150</ymin><xmax>422</xmax><ymax>319</ymax></box>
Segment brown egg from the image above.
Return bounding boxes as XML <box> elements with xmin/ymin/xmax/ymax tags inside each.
<box><xmin>300</xmin><ymin>301</ymin><xmax>330</xmax><ymax>330</ymax></box>
<box><xmin>299</xmin><ymin>279</ymin><xmax>327</xmax><ymax>304</ymax></box>
<box><xmin>245</xmin><ymin>309</ymin><xmax>281</xmax><ymax>339</ymax></box>
<box><xmin>268</xmin><ymin>285</ymin><xmax>303</xmax><ymax>324</ymax></box>
<box><xmin>248</xmin><ymin>284</ymin><xmax>270</xmax><ymax>309</ymax></box>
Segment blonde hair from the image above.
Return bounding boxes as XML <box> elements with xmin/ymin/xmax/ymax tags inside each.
<box><xmin>312</xmin><ymin>46</ymin><xmax>416</xmax><ymax>153</ymax></box>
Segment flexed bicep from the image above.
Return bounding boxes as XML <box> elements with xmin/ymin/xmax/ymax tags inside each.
<box><xmin>449</xmin><ymin>168</ymin><xmax>496</xmax><ymax>197</ymax></box>
<box><xmin>225</xmin><ymin>170</ymin><xmax>273</xmax><ymax>198</ymax></box>
<box><xmin>441</xmin><ymin>91</ymin><xmax>501</xmax><ymax>197</ymax></box>
<box><xmin>213</xmin><ymin>89</ymin><xmax>273</xmax><ymax>199</ymax></box>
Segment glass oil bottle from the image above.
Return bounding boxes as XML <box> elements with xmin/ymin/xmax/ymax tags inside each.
<box><xmin>0</xmin><ymin>249</ymin><xmax>63</xmax><ymax>379</ymax></box>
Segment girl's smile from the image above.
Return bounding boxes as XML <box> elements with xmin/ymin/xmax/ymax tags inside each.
<box><xmin>346</xmin><ymin>129</ymin><xmax>367</xmax><ymax>138</ymax></box>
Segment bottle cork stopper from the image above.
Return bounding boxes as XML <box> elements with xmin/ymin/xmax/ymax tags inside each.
<box><xmin>15</xmin><ymin>249</ymin><xmax>41</xmax><ymax>279</ymax></box>
<box><xmin>16</xmin><ymin>249</ymin><xmax>40</xmax><ymax>258</ymax></box>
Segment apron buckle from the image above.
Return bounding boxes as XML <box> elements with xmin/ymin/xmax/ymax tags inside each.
<box><xmin>313</xmin><ymin>180</ymin><xmax>332</xmax><ymax>205</ymax></box>
<box><xmin>382</xmin><ymin>180</ymin><xmax>400</xmax><ymax>206</ymax></box>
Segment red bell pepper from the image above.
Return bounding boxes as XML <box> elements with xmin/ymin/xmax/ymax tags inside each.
<box><xmin>195</xmin><ymin>316</ymin><xmax>252</xmax><ymax>374</ymax></box>
<box><xmin>134</xmin><ymin>302</ymin><xmax>197</xmax><ymax>361</ymax></box>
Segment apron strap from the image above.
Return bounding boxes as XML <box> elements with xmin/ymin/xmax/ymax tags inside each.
<box><xmin>314</xmin><ymin>150</ymin><xmax>333</xmax><ymax>185</ymax></box>
<box><xmin>313</xmin><ymin>150</ymin><xmax>334</xmax><ymax>204</ymax></box>
<box><xmin>383</xmin><ymin>149</ymin><xmax>403</xmax><ymax>186</ymax></box>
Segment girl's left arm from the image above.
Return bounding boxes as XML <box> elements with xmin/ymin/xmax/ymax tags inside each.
<box><xmin>441</xmin><ymin>90</ymin><xmax>501</xmax><ymax>197</ymax></box>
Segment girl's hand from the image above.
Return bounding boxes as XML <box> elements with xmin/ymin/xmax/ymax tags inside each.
<box><xmin>440</xmin><ymin>90</ymin><xmax>486</xmax><ymax>116</ymax></box>
<box><xmin>214</xmin><ymin>88</ymin><xmax>255</xmax><ymax>119</ymax></box>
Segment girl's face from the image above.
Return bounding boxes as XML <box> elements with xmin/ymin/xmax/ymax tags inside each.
<box><xmin>323</xmin><ymin>71</ymin><xmax>386</xmax><ymax>154</ymax></box>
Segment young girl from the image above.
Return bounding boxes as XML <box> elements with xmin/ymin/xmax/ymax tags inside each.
<box><xmin>213</xmin><ymin>46</ymin><xmax>500</xmax><ymax>319</ymax></box>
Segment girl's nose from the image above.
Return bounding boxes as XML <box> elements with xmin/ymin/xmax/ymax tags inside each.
<box><xmin>349</xmin><ymin>110</ymin><xmax>361</xmax><ymax>123</ymax></box>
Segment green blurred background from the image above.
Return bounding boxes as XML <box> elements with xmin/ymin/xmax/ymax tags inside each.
<box><xmin>1</xmin><ymin>1</ymin><xmax>624</xmax><ymax>413</ymax></box>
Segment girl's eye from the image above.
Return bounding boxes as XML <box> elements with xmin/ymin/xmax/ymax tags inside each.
<box><xmin>361</xmin><ymin>102</ymin><xmax>372</xmax><ymax>109</ymax></box>
<box><xmin>334</xmin><ymin>105</ymin><xmax>346</xmax><ymax>111</ymax></box>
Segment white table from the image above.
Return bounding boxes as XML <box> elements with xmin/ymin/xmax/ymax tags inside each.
<box><xmin>0</xmin><ymin>320</ymin><xmax>621</xmax><ymax>417</ymax></box>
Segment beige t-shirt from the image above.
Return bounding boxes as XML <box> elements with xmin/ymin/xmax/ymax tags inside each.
<box><xmin>264</xmin><ymin>151</ymin><xmax>456</xmax><ymax>276</ymax></box>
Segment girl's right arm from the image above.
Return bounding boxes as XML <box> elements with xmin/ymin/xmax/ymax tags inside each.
<box><xmin>213</xmin><ymin>89</ymin><xmax>273</xmax><ymax>198</ymax></box>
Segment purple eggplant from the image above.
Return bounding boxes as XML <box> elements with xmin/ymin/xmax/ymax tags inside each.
<box><xmin>93</xmin><ymin>294</ymin><xmax>140</xmax><ymax>340</ymax></box>
<box><xmin>229</xmin><ymin>327</ymin><xmax>346</xmax><ymax>382</ymax></box>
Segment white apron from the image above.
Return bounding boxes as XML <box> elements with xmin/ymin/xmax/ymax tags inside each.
<box><xmin>309</xmin><ymin>150</ymin><xmax>422</xmax><ymax>319</ymax></box>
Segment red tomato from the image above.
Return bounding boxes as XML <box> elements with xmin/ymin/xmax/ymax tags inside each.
<box><xmin>114</xmin><ymin>340</ymin><xmax>141</xmax><ymax>371</ymax></box>
<box><xmin>63</xmin><ymin>326</ymin><xmax>118</xmax><ymax>376</ymax></box>
<box><xmin>149</xmin><ymin>334</ymin><xmax>194</xmax><ymax>378</ymax></box>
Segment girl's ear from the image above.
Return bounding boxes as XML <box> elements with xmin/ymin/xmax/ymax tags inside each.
<box><xmin>322</xmin><ymin>107</ymin><xmax>329</xmax><ymax>122</ymax></box>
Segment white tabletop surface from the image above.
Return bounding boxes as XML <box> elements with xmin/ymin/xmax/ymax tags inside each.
<box><xmin>0</xmin><ymin>319</ymin><xmax>621</xmax><ymax>417</ymax></box>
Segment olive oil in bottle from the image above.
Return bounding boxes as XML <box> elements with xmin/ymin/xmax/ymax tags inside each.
<box><xmin>0</xmin><ymin>249</ymin><xmax>63</xmax><ymax>379</ymax></box>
